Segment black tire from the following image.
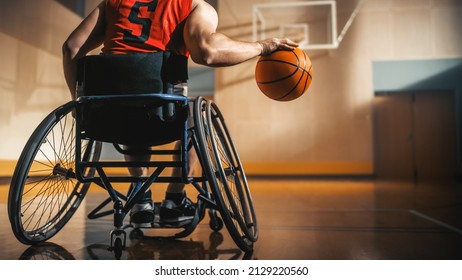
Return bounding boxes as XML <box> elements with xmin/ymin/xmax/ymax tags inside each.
<box><xmin>113</xmin><ymin>238</ymin><xmax>123</xmax><ymax>260</ymax></box>
<box><xmin>8</xmin><ymin>101</ymin><xmax>102</xmax><ymax>245</ymax></box>
<box><xmin>194</xmin><ymin>97</ymin><xmax>258</xmax><ymax>252</ymax></box>
<box><xmin>209</xmin><ymin>210</ymin><xmax>224</xmax><ymax>232</ymax></box>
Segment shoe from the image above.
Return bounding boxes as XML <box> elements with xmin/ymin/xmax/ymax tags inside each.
<box><xmin>129</xmin><ymin>183</ymin><xmax>154</xmax><ymax>228</ymax></box>
<box><xmin>130</xmin><ymin>201</ymin><xmax>154</xmax><ymax>228</ymax></box>
<box><xmin>159</xmin><ymin>194</ymin><xmax>196</xmax><ymax>223</ymax></box>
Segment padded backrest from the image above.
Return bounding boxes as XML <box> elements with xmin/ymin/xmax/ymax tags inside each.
<box><xmin>76</xmin><ymin>52</ymin><xmax>188</xmax><ymax>95</ymax></box>
<box><xmin>75</xmin><ymin>52</ymin><xmax>189</xmax><ymax>146</ymax></box>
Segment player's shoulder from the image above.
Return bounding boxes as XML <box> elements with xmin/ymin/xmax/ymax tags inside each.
<box><xmin>192</xmin><ymin>0</ymin><xmax>211</xmax><ymax>10</ymax></box>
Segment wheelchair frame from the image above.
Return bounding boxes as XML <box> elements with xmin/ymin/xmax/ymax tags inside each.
<box><xmin>8</xmin><ymin>93</ymin><xmax>258</xmax><ymax>259</ymax></box>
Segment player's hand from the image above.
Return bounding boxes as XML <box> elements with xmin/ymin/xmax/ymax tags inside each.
<box><xmin>258</xmin><ymin>38</ymin><xmax>299</xmax><ymax>56</ymax></box>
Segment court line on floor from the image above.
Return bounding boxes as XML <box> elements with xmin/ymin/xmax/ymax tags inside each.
<box><xmin>409</xmin><ymin>209</ymin><xmax>462</xmax><ymax>235</ymax></box>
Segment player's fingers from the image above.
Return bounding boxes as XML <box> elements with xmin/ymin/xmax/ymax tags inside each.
<box><xmin>259</xmin><ymin>38</ymin><xmax>299</xmax><ymax>55</ymax></box>
<box><xmin>281</xmin><ymin>38</ymin><xmax>299</xmax><ymax>47</ymax></box>
<box><xmin>275</xmin><ymin>38</ymin><xmax>298</xmax><ymax>51</ymax></box>
<box><xmin>280</xmin><ymin>44</ymin><xmax>296</xmax><ymax>50</ymax></box>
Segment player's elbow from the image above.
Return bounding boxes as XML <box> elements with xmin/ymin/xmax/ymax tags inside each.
<box><xmin>200</xmin><ymin>48</ymin><xmax>219</xmax><ymax>66</ymax></box>
<box><xmin>191</xmin><ymin>45</ymin><xmax>223</xmax><ymax>67</ymax></box>
<box><xmin>62</xmin><ymin>39</ymin><xmax>79</xmax><ymax>60</ymax></box>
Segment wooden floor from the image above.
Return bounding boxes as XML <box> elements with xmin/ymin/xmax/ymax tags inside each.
<box><xmin>1</xmin><ymin>177</ymin><xmax>461</xmax><ymax>260</ymax></box>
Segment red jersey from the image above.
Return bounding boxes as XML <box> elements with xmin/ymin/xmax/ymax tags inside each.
<box><xmin>102</xmin><ymin>0</ymin><xmax>192</xmax><ymax>55</ymax></box>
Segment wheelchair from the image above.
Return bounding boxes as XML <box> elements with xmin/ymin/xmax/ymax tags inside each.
<box><xmin>7</xmin><ymin>52</ymin><xmax>258</xmax><ymax>259</ymax></box>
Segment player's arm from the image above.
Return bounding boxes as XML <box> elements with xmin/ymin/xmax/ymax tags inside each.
<box><xmin>184</xmin><ymin>0</ymin><xmax>298</xmax><ymax>67</ymax></box>
<box><xmin>62</xmin><ymin>1</ymin><xmax>106</xmax><ymax>99</ymax></box>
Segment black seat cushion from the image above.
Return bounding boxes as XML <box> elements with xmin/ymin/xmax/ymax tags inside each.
<box><xmin>78</xmin><ymin>97</ymin><xmax>188</xmax><ymax>146</ymax></box>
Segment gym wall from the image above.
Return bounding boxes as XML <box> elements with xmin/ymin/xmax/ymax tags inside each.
<box><xmin>1</xmin><ymin>0</ymin><xmax>461</xmax><ymax>177</ymax></box>
<box><xmin>0</xmin><ymin>0</ymin><xmax>85</xmax><ymax>176</ymax></box>
<box><xmin>214</xmin><ymin>0</ymin><xmax>462</xmax><ymax>176</ymax></box>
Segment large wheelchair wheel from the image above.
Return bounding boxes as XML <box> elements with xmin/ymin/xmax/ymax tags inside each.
<box><xmin>194</xmin><ymin>97</ymin><xmax>258</xmax><ymax>252</ymax></box>
<box><xmin>8</xmin><ymin>101</ymin><xmax>102</xmax><ymax>245</ymax></box>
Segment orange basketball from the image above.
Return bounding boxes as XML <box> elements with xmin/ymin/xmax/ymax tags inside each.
<box><xmin>255</xmin><ymin>48</ymin><xmax>313</xmax><ymax>101</ymax></box>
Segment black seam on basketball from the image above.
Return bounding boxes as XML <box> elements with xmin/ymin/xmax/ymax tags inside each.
<box><xmin>259</xmin><ymin>49</ymin><xmax>300</xmax><ymax>67</ymax></box>
<box><xmin>258</xmin><ymin>61</ymin><xmax>311</xmax><ymax>81</ymax></box>
<box><xmin>301</xmin><ymin>70</ymin><xmax>309</xmax><ymax>94</ymax></box>
<box><xmin>306</xmin><ymin>65</ymin><xmax>313</xmax><ymax>79</ymax></box>
<box><xmin>293</xmin><ymin>49</ymin><xmax>301</xmax><ymax>68</ymax></box>
<box><xmin>276</xmin><ymin>66</ymin><xmax>305</xmax><ymax>101</ymax></box>
<box><xmin>301</xmin><ymin>50</ymin><xmax>307</xmax><ymax>67</ymax></box>
<box><xmin>297</xmin><ymin>65</ymin><xmax>312</xmax><ymax>81</ymax></box>
<box><xmin>298</xmin><ymin>51</ymin><xmax>312</xmax><ymax>79</ymax></box>
<box><xmin>258</xmin><ymin>58</ymin><xmax>299</xmax><ymax>69</ymax></box>
<box><xmin>298</xmin><ymin>65</ymin><xmax>312</xmax><ymax>96</ymax></box>
<box><xmin>257</xmin><ymin>66</ymin><xmax>300</xmax><ymax>84</ymax></box>
<box><xmin>276</xmin><ymin>82</ymin><xmax>298</xmax><ymax>100</ymax></box>
<box><xmin>297</xmin><ymin>69</ymin><xmax>309</xmax><ymax>97</ymax></box>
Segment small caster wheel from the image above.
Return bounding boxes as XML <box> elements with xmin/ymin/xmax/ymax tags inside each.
<box><xmin>113</xmin><ymin>238</ymin><xmax>123</xmax><ymax>260</ymax></box>
<box><xmin>110</xmin><ymin>229</ymin><xmax>126</xmax><ymax>260</ymax></box>
<box><xmin>209</xmin><ymin>215</ymin><xmax>224</xmax><ymax>232</ymax></box>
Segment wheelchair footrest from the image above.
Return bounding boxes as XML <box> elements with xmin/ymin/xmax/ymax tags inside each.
<box><xmin>129</xmin><ymin>202</ymin><xmax>198</xmax><ymax>230</ymax></box>
<box><xmin>129</xmin><ymin>218</ymin><xmax>195</xmax><ymax>230</ymax></box>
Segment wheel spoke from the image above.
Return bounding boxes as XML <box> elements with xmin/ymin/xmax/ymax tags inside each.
<box><xmin>8</xmin><ymin>102</ymin><xmax>101</xmax><ymax>244</ymax></box>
